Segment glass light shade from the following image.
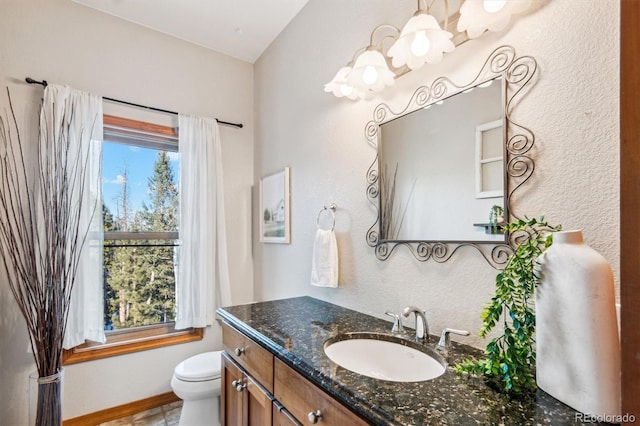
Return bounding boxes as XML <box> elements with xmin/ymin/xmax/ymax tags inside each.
<box><xmin>484</xmin><ymin>0</ymin><xmax>507</xmax><ymax>13</ymax></box>
<box><xmin>387</xmin><ymin>13</ymin><xmax>455</xmax><ymax>71</ymax></box>
<box><xmin>324</xmin><ymin>66</ymin><xmax>362</xmax><ymax>100</ymax></box>
<box><xmin>347</xmin><ymin>49</ymin><xmax>395</xmax><ymax>93</ymax></box>
<box><xmin>457</xmin><ymin>0</ymin><xmax>532</xmax><ymax>39</ymax></box>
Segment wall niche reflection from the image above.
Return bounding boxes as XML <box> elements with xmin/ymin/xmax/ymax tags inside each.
<box><xmin>365</xmin><ymin>45</ymin><xmax>537</xmax><ymax>267</ymax></box>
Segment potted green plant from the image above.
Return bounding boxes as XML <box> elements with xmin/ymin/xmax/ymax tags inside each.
<box><xmin>489</xmin><ymin>205</ymin><xmax>504</xmax><ymax>233</ymax></box>
<box><xmin>456</xmin><ymin>217</ymin><xmax>561</xmax><ymax>394</ymax></box>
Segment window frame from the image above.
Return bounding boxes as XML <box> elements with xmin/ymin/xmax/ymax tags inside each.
<box><xmin>474</xmin><ymin>119</ymin><xmax>504</xmax><ymax>199</ymax></box>
<box><xmin>63</xmin><ymin>114</ymin><xmax>202</xmax><ymax>365</ymax></box>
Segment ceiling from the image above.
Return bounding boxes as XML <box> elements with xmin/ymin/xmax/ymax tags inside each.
<box><xmin>72</xmin><ymin>0</ymin><xmax>311</xmax><ymax>63</ymax></box>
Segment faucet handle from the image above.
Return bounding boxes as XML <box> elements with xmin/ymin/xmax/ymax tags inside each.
<box><xmin>436</xmin><ymin>328</ymin><xmax>470</xmax><ymax>353</ymax></box>
<box><xmin>384</xmin><ymin>311</ymin><xmax>404</xmax><ymax>334</ymax></box>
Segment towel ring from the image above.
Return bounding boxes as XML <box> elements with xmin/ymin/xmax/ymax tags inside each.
<box><xmin>316</xmin><ymin>204</ymin><xmax>337</xmax><ymax>231</ymax></box>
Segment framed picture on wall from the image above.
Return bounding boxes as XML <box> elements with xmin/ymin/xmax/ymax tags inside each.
<box><xmin>260</xmin><ymin>167</ymin><xmax>291</xmax><ymax>243</ymax></box>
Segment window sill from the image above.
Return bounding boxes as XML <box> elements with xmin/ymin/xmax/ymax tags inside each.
<box><xmin>63</xmin><ymin>324</ymin><xmax>203</xmax><ymax>365</ymax></box>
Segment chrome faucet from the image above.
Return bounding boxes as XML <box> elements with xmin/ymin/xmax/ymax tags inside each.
<box><xmin>402</xmin><ymin>306</ymin><xmax>429</xmax><ymax>343</ymax></box>
<box><xmin>384</xmin><ymin>311</ymin><xmax>405</xmax><ymax>335</ymax></box>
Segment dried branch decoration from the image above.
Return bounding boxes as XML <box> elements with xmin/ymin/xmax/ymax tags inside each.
<box><xmin>0</xmin><ymin>89</ymin><xmax>97</xmax><ymax>425</ymax></box>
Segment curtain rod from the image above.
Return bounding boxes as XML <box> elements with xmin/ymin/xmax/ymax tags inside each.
<box><xmin>25</xmin><ymin>77</ymin><xmax>243</xmax><ymax>129</ymax></box>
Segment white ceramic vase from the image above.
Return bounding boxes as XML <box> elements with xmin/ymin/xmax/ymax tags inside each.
<box><xmin>536</xmin><ymin>230</ymin><xmax>620</xmax><ymax>417</ymax></box>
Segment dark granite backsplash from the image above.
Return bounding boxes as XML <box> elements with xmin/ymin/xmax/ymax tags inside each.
<box><xmin>217</xmin><ymin>296</ymin><xmax>607</xmax><ymax>426</ymax></box>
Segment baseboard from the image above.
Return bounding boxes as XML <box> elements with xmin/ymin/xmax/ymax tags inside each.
<box><xmin>63</xmin><ymin>391</ymin><xmax>180</xmax><ymax>426</ymax></box>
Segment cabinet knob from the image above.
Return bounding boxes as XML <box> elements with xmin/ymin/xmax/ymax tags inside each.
<box><xmin>307</xmin><ymin>409</ymin><xmax>322</xmax><ymax>424</ymax></box>
<box><xmin>235</xmin><ymin>347</ymin><xmax>246</xmax><ymax>356</ymax></box>
<box><xmin>232</xmin><ymin>379</ymin><xmax>246</xmax><ymax>392</ymax></box>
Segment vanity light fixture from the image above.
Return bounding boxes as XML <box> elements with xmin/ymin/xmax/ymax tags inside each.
<box><xmin>325</xmin><ymin>0</ymin><xmax>533</xmax><ymax>101</ymax></box>
<box><xmin>457</xmin><ymin>0</ymin><xmax>533</xmax><ymax>39</ymax></box>
<box><xmin>324</xmin><ymin>65</ymin><xmax>361</xmax><ymax>100</ymax></box>
<box><xmin>387</xmin><ymin>0</ymin><xmax>455</xmax><ymax>71</ymax></box>
<box><xmin>325</xmin><ymin>25</ymin><xmax>400</xmax><ymax>99</ymax></box>
<box><xmin>348</xmin><ymin>48</ymin><xmax>396</xmax><ymax>93</ymax></box>
<box><xmin>347</xmin><ymin>24</ymin><xmax>402</xmax><ymax>95</ymax></box>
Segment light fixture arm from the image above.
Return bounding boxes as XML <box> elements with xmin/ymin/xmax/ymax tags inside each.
<box><xmin>443</xmin><ymin>0</ymin><xmax>449</xmax><ymax>34</ymax></box>
<box><xmin>415</xmin><ymin>0</ymin><xmax>450</xmax><ymax>31</ymax></box>
<box><xmin>418</xmin><ymin>0</ymin><xmax>438</xmax><ymax>13</ymax></box>
<box><xmin>368</xmin><ymin>24</ymin><xmax>400</xmax><ymax>48</ymax></box>
<box><xmin>349</xmin><ymin>46</ymin><xmax>368</xmax><ymax>65</ymax></box>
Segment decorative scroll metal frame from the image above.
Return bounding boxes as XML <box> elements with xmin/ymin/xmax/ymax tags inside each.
<box><xmin>365</xmin><ymin>45</ymin><xmax>537</xmax><ymax>268</ymax></box>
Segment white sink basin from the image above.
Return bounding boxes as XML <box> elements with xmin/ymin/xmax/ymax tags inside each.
<box><xmin>324</xmin><ymin>333</ymin><xmax>446</xmax><ymax>382</ymax></box>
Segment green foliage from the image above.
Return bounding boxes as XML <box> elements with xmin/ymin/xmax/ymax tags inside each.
<box><xmin>140</xmin><ymin>152</ymin><xmax>178</xmax><ymax>232</ymax></box>
<box><xmin>456</xmin><ymin>217</ymin><xmax>561</xmax><ymax>394</ymax></box>
<box><xmin>103</xmin><ymin>152</ymin><xmax>178</xmax><ymax>329</ymax></box>
<box><xmin>489</xmin><ymin>205</ymin><xmax>503</xmax><ymax>225</ymax></box>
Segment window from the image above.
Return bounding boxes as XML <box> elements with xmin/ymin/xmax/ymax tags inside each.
<box><xmin>475</xmin><ymin>119</ymin><xmax>504</xmax><ymax>199</ymax></box>
<box><xmin>63</xmin><ymin>115</ymin><xmax>202</xmax><ymax>365</ymax></box>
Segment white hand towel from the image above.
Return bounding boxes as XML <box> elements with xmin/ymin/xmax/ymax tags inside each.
<box><xmin>311</xmin><ymin>228</ymin><xmax>338</xmax><ymax>287</ymax></box>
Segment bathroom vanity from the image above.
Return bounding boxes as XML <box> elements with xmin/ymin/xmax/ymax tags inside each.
<box><xmin>217</xmin><ymin>296</ymin><xmax>600</xmax><ymax>425</ymax></box>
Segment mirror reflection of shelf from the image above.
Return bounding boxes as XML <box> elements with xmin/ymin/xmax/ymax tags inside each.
<box><xmin>473</xmin><ymin>223</ymin><xmax>505</xmax><ymax>235</ymax></box>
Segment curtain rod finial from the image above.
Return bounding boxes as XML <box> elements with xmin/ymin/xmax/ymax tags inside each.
<box><xmin>25</xmin><ymin>77</ymin><xmax>48</xmax><ymax>87</ymax></box>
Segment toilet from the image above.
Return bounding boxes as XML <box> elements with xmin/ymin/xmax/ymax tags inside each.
<box><xmin>171</xmin><ymin>351</ymin><xmax>223</xmax><ymax>426</ymax></box>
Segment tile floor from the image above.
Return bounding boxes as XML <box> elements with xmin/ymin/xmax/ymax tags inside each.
<box><xmin>98</xmin><ymin>400</ymin><xmax>182</xmax><ymax>426</ymax></box>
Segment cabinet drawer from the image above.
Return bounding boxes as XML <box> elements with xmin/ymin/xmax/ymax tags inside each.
<box><xmin>274</xmin><ymin>358</ymin><xmax>368</xmax><ymax>426</ymax></box>
<box><xmin>223</xmin><ymin>323</ymin><xmax>274</xmax><ymax>392</ymax></box>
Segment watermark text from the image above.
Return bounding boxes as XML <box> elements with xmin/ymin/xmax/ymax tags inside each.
<box><xmin>575</xmin><ymin>413</ymin><xmax>636</xmax><ymax>423</ymax></box>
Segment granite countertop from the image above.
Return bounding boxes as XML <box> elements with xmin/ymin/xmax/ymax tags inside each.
<box><xmin>217</xmin><ymin>296</ymin><xmax>602</xmax><ymax>426</ymax></box>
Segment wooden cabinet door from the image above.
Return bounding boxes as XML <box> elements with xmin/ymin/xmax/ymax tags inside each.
<box><xmin>222</xmin><ymin>353</ymin><xmax>244</xmax><ymax>426</ymax></box>
<box><xmin>223</xmin><ymin>351</ymin><xmax>274</xmax><ymax>426</ymax></box>
<box><xmin>245</xmin><ymin>374</ymin><xmax>273</xmax><ymax>426</ymax></box>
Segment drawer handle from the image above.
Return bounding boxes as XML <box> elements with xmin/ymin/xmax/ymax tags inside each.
<box><xmin>234</xmin><ymin>347</ymin><xmax>246</xmax><ymax>356</ymax></box>
<box><xmin>231</xmin><ymin>379</ymin><xmax>246</xmax><ymax>392</ymax></box>
<box><xmin>307</xmin><ymin>410</ymin><xmax>322</xmax><ymax>424</ymax></box>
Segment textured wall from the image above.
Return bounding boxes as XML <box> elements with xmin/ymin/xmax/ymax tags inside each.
<box><xmin>254</xmin><ymin>0</ymin><xmax>619</xmax><ymax>349</ymax></box>
<box><xmin>0</xmin><ymin>0</ymin><xmax>254</xmax><ymax>422</ymax></box>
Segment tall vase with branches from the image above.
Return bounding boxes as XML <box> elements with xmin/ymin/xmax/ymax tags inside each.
<box><xmin>0</xmin><ymin>90</ymin><xmax>98</xmax><ymax>425</ymax></box>
<box><xmin>379</xmin><ymin>162</ymin><xmax>414</xmax><ymax>240</ymax></box>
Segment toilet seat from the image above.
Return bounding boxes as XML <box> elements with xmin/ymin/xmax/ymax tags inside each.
<box><xmin>174</xmin><ymin>351</ymin><xmax>222</xmax><ymax>382</ymax></box>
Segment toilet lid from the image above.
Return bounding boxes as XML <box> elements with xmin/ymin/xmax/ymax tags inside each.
<box><xmin>174</xmin><ymin>351</ymin><xmax>223</xmax><ymax>382</ymax></box>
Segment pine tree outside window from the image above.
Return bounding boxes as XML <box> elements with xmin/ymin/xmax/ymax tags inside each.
<box><xmin>63</xmin><ymin>115</ymin><xmax>203</xmax><ymax>364</ymax></box>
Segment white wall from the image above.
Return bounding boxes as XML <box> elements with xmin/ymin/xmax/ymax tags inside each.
<box><xmin>254</xmin><ymin>0</ymin><xmax>619</xmax><ymax>349</ymax></box>
<box><xmin>0</xmin><ymin>0</ymin><xmax>254</xmax><ymax>423</ymax></box>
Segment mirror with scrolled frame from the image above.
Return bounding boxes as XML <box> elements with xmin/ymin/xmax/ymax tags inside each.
<box><xmin>365</xmin><ymin>45</ymin><xmax>537</xmax><ymax>268</ymax></box>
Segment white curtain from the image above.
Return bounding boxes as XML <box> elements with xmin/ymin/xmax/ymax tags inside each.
<box><xmin>40</xmin><ymin>84</ymin><xmax>106</xmax><ymax>349</ymax></box>
<box><xmin>175</xmin><ymin>114</ymin><xmax>231</xmax><ymax>329</ymax></box>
